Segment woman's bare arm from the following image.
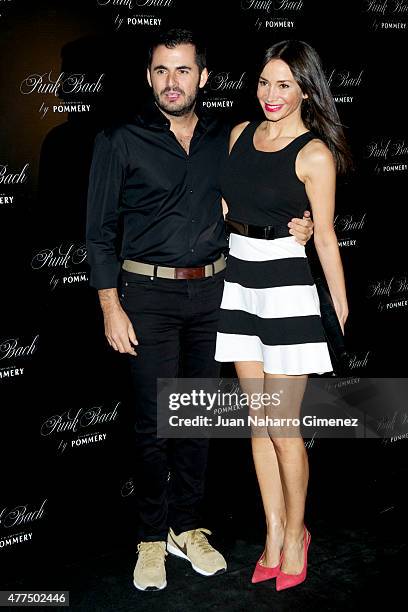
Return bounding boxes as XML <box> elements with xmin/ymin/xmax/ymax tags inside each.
<box><xmin>298</xmin><ymin>139</ymin><xmax>349</xmax><ymax>331</ymax></box>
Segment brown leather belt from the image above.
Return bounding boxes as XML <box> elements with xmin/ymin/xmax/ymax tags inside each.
<box><xmin>122</xmin><ymin>253</ymin><xmax>226</xmax><ymax>279</ymax></box>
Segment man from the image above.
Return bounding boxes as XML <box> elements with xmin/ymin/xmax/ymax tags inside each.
<box><xmin>86</xmin><ymin>28</ymin><xmax>313</xmax><ymax>591</ymax></box>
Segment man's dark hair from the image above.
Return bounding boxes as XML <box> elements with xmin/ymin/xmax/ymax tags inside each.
<box><xmin>147</xmin><ymin>28</ymin><xmax>207</xmax><ymax>73</ymax></box>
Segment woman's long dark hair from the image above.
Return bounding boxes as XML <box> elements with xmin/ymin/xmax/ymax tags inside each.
<box><xmin>261</xmin><ymin>40</ymin><xmax>353</xmax><ymax>175</ymax></box>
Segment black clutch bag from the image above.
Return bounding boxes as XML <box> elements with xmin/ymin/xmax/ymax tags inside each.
<box><xmin>314</xmin><ymin>275</ymin><xmax>350</xmax><ymax>376</ymax></box>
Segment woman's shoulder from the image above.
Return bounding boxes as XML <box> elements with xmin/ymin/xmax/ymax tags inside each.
<box><xmin>231</xmin><ymin>120</ymin><xmax>251</xmax><ymax>137</ymax></box>
<box><xmin>299</xmin><ymin>135</ymin><xmax>334</xmax><ymax>167</ymax></box>
<box><xmin>229</xmin><ymin>120</ymin><xmax>252</xmax><ymax>152</ymax></box>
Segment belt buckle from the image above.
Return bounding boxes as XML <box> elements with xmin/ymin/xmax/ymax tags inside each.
<box><xmin>175</xmin><ymin>267</ymin><xmax>205</xmax><ymax>280</ymax></box>
<box><xmin>265</xmin><ymin>225</ymin><xmax>275</xmax><ymax>239</ymax></box>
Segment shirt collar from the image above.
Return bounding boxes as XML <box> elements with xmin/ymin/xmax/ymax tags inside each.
<box><xmin>136</xmin><ymin>95</ymin><xmax>216</xmax><ymax>132</ymax></box>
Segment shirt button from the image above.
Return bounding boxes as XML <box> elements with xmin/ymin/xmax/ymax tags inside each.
<box><xmin>191</xmin><ymin>219</ymin><xmax>195</xmax><ymax>223</ymax></box>
<box><xmin>191</xmin><ymin>248</ymin><xmax>194</xmax><ymax>252</ymax></box>
<box><xmin>190</xmin><ymin>189</ymin><xmax>193</xmax><ymax>193</ymax></box>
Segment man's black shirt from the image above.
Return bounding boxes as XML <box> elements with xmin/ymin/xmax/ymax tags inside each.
<box><xmin>86</xmin><ymin>101</ymin><xmax>230</xmax><ymax>289</ymax></box>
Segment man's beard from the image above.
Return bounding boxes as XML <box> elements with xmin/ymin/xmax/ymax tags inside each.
<box><xmin>153</xmin><ymin>84</ymin><xmax>200</xmax><ymax>117</ymax></box>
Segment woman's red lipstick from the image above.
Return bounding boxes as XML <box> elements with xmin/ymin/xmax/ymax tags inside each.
<box><xmin>265</xmin><ymin>103</ymin><xmax>284</xmax><ymax>113</ymax></box>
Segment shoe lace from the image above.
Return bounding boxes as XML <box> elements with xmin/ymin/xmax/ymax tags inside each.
<box><xmin>137</xmin><ymin>541</ymin><xmax>167</xmax><ymax>569</ymax></box>
<box><xmin>188</xmin><ymin>528</ymin><xmax>215</xmax><ymax>554</ymax></box>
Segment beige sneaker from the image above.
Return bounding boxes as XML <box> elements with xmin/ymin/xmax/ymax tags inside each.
<box><xmin>167</xmin><ymin>527</ymin><xmax>227</xmax><ymax>576</ymax></box>
<box><xmin>133</xmin><ymin>541</ymin><xmax>167</xmax><ymax>591</ymax></box>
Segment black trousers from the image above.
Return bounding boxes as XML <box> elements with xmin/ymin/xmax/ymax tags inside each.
<box><xmin>119</xmin><ymin>266</ymin><xmax>225</xmax><ymax>542</ymax></box>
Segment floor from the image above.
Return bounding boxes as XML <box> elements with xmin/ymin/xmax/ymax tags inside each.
<box><xmin>4</xmin><ymin>439</ymin><xmax>406</xmax><ymax>611</ymax></box>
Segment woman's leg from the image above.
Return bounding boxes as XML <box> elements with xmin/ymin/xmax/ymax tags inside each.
<box><xmin>235</xmin><ymin>361</ymin><xmax>286</xmax><ymax>567</ymax></box>
<box><xmin>264</xmin><ymin>373</ymin><xmax>309</xmax><ymax>574</ymax></box>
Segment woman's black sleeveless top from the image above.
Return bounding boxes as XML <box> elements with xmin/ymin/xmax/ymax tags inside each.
<box><xmin>221</xmin><ymin>120</ymin><xmax>316</xmax><ymax>227</ymax></box>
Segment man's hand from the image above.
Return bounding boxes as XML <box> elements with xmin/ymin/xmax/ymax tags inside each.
<box><xmin>288</xmin><ymin>210</ymin><xmax>314</xmax><ymax>246</ymax></box>
<box><xmin>98</xmin><ymin>289</ymin><xmax>138</xmax><ymax>355</ymax></box>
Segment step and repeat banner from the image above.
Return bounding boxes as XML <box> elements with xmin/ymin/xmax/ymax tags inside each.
<box><xmin>1</xmin><ymin>0</ymin><xmax>407</xmax><ymax>579</ymax></box>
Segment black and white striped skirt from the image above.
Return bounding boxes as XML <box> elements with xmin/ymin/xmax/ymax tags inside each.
<box><xmin>215</xmin><ymin>233</ymin><xmax>333</xmax><ymax>375</ymax></box>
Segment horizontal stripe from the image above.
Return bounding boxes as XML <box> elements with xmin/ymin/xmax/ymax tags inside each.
<box><xmin>225</xmin><ymin>255</ymin><xmax>314</xmax><ymax>289</ymax></box>
<box><xmin>229</xmin><ymin>233</ymin><xmax>306</xmax><ymax>262</ymax></box>
<box><xmin>220</xmin><ymin>281</ymin><xmax>321</xmax><ymax>319</ymax></box>
<box><xmin>215</xmin><ymin>333</ymin><xmax>333</xmax><ymax>375</ymax></box>
<box><xmin>218</xmin><ymin>309</ymin><xmax>326</xmax><ymax>345</ymax></box>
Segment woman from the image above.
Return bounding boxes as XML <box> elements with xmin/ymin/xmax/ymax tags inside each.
<box><xmin>215</xmin><ymin>40</ymin><xmax>351</xmax><ymax>590</ymax></box>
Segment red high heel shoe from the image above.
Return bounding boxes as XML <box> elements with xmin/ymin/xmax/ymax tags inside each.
<box><xmin>276</xmin><ymin>526</ymin><xmax>311</xmax><ymax>591</ymax></box>
<box><xmin>251</xmin><ymin>549</ymin><xmax>283</xmax><ymax>584</ymax></box>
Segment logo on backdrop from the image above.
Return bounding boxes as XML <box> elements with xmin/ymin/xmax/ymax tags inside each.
<box><xmin>240</xmin><ymin>0</ymin><xmax>304</xmax><ymax>31</ymax></box>
<box><xmin>19</xmin><ymin>71</ymin><xmax>105</xmax><ymax>119</ymax></box>
<box><xmin>0</xmin><ymin>162</ymin><xmax>29</xmax><ymax>208</ymax></box>
<box><xmin>96</xmin><ymin>0</ymin><xmax>176</xmax><ymax>31</ymax></box>
<box><xmin>367</xmin><ymin>275</ymin><xmax>408</xmax><ymax>312</ymax></box>
<box><xmin>326</xmin><ymin>67</ymin><xmax>365</xmax><ymax>105</ymax></box>
<box><xmin>365</xmin><ymin>138</ymin><xmax>408</xmax><ymax>175</ymax></box>
<box><xmin>120</xmin><ymin>471</ymin><xmax>170</xmax><ymax>497</ymax></box>
<box><xmin>0</xmin><ymin>0</ymin><xmax>14</xmax><ymax>21</ymax></box>
<box><xmin>40</xmin><ymin>401</ymin><xmax>121</xmax><ymax>455</ymax></box>
<box><xmin>31</xmin><ymin>242</ymin><xmax>88</xmax><ymax>291</ymax></box>
<box><xmin>380</xmin><ymin>409</ymin><xmax>408</xmax><ymax>446</ymax></box>
<box><xmin>335</xmin><ymin>211</ymin><xmax>367</xmax><ymax>248</ymax></box>
<box><xmin>0</xmin><ymin>498</ymin><xmax>47</xmax><ymax>550</ymax></box>
<box><xmin>120</xmin><ymin>477</ymin><xmax>135</xmax><ymax>497</ymax></box>
<box><xmin>202</xmin><ymin>70</ymin><xmax>248</xmax><ymax>111</ymax></box>
<box><xmin>0</xmin><ymin>334</ymin><xmax>39</xmax><ymax>382</ymax></box>
<box><xmin>364</xmin><ymin>0</ymin><xmax>408</xmax><ymax>31</ymax></box>
<box><xmin>346</xmin><ymin>350</ymin><xmax>372</xmax><ymax>371</ymax></box>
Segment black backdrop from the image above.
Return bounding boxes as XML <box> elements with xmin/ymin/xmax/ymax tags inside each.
<box><xmin>1</xmin><ymin>0</ymin><xmax>407</xmax><ymax>584</ymax></box>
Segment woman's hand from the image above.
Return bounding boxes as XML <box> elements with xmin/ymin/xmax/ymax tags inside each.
<box><xmin>288</xmin><ymin>210</ymin><xmax>314</xmax><ymax>245</ymax></box>
<box><xmin>222</xmin><ymin>197</ymin><xmax>228</xmax><ymax>219</ymax></box>
<box><xmin>332</xmin><ymin>297</ymin><xmax>349</xmax><ymax>334</ymax></box>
